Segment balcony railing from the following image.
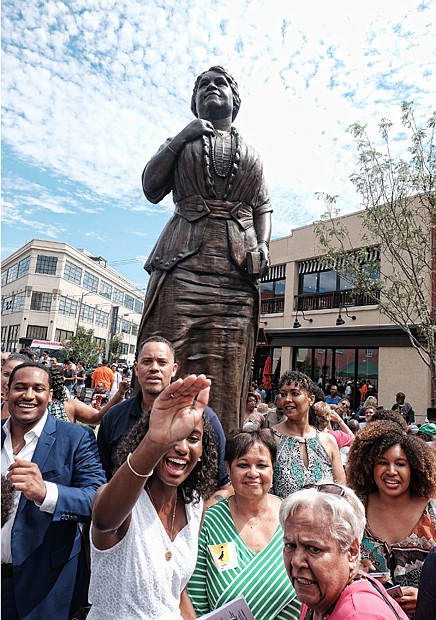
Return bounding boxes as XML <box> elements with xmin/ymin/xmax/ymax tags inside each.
<box><xmin>295</xmin><ymin>289</ymin><xmax>379</xmax><ymax>311</ymax></box>
<box><xmin>261</xmin><ymin>297</ymin><xmax>285</xmax><ymax>314</ymax></box>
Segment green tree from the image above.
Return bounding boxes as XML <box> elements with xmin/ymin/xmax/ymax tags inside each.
<box><xmin>60</xmin><ymin>326</ymin><xmax>102</xmax><ymax>367</ymax></box>
<box><xmin>108</xmin><ymin>333</ymin><xmax>124</xmax><ymax>364</ymax></box>
<box><xmin>315</xmin><ymin>102</ymin><xmax>436</xmax><ymax>393</ymax></box>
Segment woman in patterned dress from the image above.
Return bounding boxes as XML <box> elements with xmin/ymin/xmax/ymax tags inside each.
<box><xmin>346</xmin><ymin>420</ymin><xmax>436</xmax><ymax>618</ymax></box>
<box><xmin>271</xmin><ymin>370</ymin><xmax>345</xmax><ymax>499</ymax></box>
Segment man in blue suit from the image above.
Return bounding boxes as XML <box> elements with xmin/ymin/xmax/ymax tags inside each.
<box><xmin>1</xmin><ymin>362</ymin><xmax>105</xmax><ymax>620</ymax></box>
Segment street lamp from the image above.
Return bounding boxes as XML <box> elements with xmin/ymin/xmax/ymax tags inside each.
<box><xmin>75</xmin><ymin>291</ymin><xmax>95</xmax><ymax>334</ymax></box>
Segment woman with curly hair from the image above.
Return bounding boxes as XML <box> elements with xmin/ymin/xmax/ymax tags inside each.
<box><xmin>346</xmin><ymin>420</ymin><xmax>436</xmax><ymax>618</ymax></box>
<box><xmin>271</xmin><ymin>370</ymin><xmax>345</xmax><ymax>498</ymax></box>
<box><xmin>88</xmin><ymin>374</ymin><xmax>218</xmax><ymax>619</ymax></box>
<box><xmin>47</xmin><ymin>365</ymin><xmax>129</xmax><ymax>425</ymax></box>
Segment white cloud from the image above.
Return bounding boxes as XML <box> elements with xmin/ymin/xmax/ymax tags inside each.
<box><xmin>2</xmin><ymin>0</ymin><xmax>435</xmax><ymax>243</ymax></box>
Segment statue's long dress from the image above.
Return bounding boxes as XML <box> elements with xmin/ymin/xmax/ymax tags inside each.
<box><xmin>138</xmin><ymin>129</ymin><xmax>272</xmax><ymax>433</ymax></box>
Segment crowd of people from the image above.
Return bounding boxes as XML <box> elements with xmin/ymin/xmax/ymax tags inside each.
<box><xmin>1</xmin><ymin>340</ymin><xmax>435</xmax><ymax>620</ymax></box>
<box><xmin>3</xmin><ymin>61</ymin><xmax>435</xmax><ymax>617</ymax></box>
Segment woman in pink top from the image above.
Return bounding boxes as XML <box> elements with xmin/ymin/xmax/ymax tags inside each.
<box><xmin>280</xmin><ymin>482</ymin><xmax>408</xmax><ymax>620</ymax></box>
<box><xmin>314</xmin><ymin>401</ymin><xmax>354</xmax><ymax>449</ymax></box>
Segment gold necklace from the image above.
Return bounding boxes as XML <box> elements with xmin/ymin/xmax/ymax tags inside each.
<box><xmin>233</xmin><ymin>495</ymin><xmax>268</xmax><ymax>529</ymax></box>
<box><xmin>146</xmin><ymin>484</ymin><xmax>178</xmax><ymax>561</ymax></box>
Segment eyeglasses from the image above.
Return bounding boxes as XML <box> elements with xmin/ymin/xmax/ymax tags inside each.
<box><xmin>302</xmin><ymin>483</ymin><xmax>346</xmax><ymax>497</ymax></box>
<box><xmin>340</xmin><ymin>402</ymin><xmax>349</xmax><ymax>407</ymax></box>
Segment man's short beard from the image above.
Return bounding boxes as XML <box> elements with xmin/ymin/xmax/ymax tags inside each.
<box><xmin>143</xmin><ymin>383</ymin><xmax>165</xmax><ymax>396</ymax></box>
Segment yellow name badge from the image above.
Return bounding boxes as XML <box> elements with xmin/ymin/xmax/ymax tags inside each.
<box><xmin>208</xmin><ymin>541</ymin><xmax>238</xmax><ymax>572</ymax></box>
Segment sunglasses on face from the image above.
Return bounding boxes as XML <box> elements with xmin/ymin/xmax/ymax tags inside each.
<box><xmin>302</xmin><ymin>483</ymin><xmax>346</xmax><ymax>497</ymax></box>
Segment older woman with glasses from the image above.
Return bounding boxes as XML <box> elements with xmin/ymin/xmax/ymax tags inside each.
<box><xmin>281</xmin><ymin>482</ymin><xmax>408</xmax><ymax>619</ymax></box>
<box><xmin>187</xmin><ymin>428</ymin><xmax>301</xmax><ymax>619</ymax></box>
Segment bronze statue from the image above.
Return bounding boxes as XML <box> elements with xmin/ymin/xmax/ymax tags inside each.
<box><xmin>137</xmin><ymin>66</ymin><xmax>272</xmax><ymax>433</ymax></box>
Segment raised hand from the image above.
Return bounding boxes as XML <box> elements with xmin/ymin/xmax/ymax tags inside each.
<box><xmin>146</xmin><ymin>374</ymin><xmax>211</xmax><ymax>450</ymax></box>
<box><xmin>118</xmin><ymin>378</ymin><xmax>131</xmax><ymax>396</ymax></box>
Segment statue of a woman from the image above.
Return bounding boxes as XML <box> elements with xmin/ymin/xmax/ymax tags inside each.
<box><xmin>137</xmin><ymin>66</ymin><xmax>272</xmax><ymax>433</ymax></box>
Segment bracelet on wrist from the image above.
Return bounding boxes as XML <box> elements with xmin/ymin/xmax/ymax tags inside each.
<box><xmin>116</xmin><ymin>391</ymin><xmax>124</xmax><ymax>399</ymax></box>
<box><xmin>258</xmin><ymin>240</ymin><xmax>270</xmax><ymax>249</ymax></box>
<box><xmin>126</xmin><ymin>452</ymin><xmax>154</xmax><ymax>478</ymax></box>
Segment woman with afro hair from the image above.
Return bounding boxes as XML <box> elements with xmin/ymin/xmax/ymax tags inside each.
<box><xmin>346</xmin><ymin>420</ymin><xmax>436</xmax><ymax>618</ymax></box>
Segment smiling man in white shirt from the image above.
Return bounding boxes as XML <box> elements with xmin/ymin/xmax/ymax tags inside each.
<box><xmin>1</xmin><ymin>361</ymin><xmax>105</xmax><ymax>620</ymax></box>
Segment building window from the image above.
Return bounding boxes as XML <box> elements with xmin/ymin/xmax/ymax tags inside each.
<box><xmin>64</xmin><ymin>260</ymin><xmax>82</xmax><ymax>285</ymax></box>
<box><xmin>83</xmin><ymin>271</ymin><xmax>99</xmax><ymax>292</ymax></box>
<box><xmin>30</xmin><ymin>291</ymin><xmax>52</xmax><ymax>311</ymax></box>
<box><xmin>121</xmin><ymin>319</ymin><xmax>131</xmax><ymax>334</ymax></box>
<box><xmin>129</xmin><ymin>344</ymin><xmax>135</xmax><ymax>354</ymax></box>
<box><xmin>17</xmin><ymin>256</ymin><xmax>30</xmax><ymax>278</ymax></box>
<box><xmin>260</xmin><ymin>264</ymin><xmax>286</xmax><ymax>314</ymax></box>
<box><xmin>297</xmin><ymin>248</ymin><xmax>381</xmax><ymax>311</ymax></box>
<box><xmin>2</xmin><ymin>297</ymin><xmax>13</xmax><ymax>315</ymax></box>
<box><xmin>131</xmin><ymin>323</ymin><xmax>138</xmax><ymax>337</ymax></box>
<box><xmin>95</xmin><ymin>309</ymin><xmax>109</xmax><ymax>327</ymax></box>
<box><xmin>113</xmin><ymin>288</ymin><xmax>124</xmax><ymax>304</ymax></box>
<box><xmin>124</xmin><ymin>294</ymin><xmax>134</xmax><ymax>311</ymax></box>
<box><xmin>94</xmin><ymin>337</ymin><xmax>106</xmax><ymax>349</ymax></box>
<box><xmin>26</xmin><ymin>325</ymin><xmax>48</xmax><ymax>340</ymax></box>
<box><xmin>134</xmin><ymin>299</ymin><xmax>143</xmax><ymax>314</ymax></box>
<box><xmin>36</xmin><ymin>255</ymin><xmax>58</xmax><ymax>275</ymax></box>
<box><xmin>6</xmin><ymin>324</ymin><xmax>20</xmax><ymax>351</ymax></box>
<box><xmin>80</xmin><ymin>304</ymin><xmax>95</xmax><ymax>324</ymax></box>
<box><xmin>1</xmin><ymin>271</ymin><xmax>7</xmax><ymax>287</ymax></box>
<box><xmin>120</xmin><ymin>342</ymin><xmax>129</xmax><ymax>356</ymax></box>
<box><xmin>55</xmin><ymin>328</ymin><xmax>74</xmax><ymax>343</ymax></box>
<box><xmin>292</xmin><ymin>346</ymin><xmax>379</xmax><ymax>411</ymax></box>
<box><xmin>13</xmin><ymin>292</ymin><xmax>25</xmax><ymax>312</ymax></box>
<box><xmin>99</xmin><ymin>281</ymin><xmax>112</xmax><ymax>300</ymax></box>
<box><xmin>59</xmin><ymin>296</ymin><xmax>78</xmax><ymax>318</ymax></box>
<box><xmin>7</xmin><ymin>263</ymin><xmax>18</xmax><ymax>283</ymax></box>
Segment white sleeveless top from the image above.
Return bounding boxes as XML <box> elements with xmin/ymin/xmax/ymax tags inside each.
<box><xmin>88</xmin><ymin>489</ymin><xmax>203</xmax><ymax>619</ymax></box>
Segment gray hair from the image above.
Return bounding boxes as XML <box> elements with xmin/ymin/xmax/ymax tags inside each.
<box><xmin>279</xmin><ymin>483</ymin><xmax>365</xmax><ymax>551</ymax></box>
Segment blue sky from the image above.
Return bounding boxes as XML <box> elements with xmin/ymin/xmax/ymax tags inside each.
<box><xmin>2</xmin><ymin>0</ymin><xmax>435</xmax><ymax>287</ymax></box>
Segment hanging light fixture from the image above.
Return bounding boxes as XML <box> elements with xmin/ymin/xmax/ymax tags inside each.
<box><xmin>336</xmin><ymin>306</ymin><xmax>356</xmax><ymax>326</ymax></box>
<box><xmin>293</xmin><ymin>309</ymin><xmax>313</xmax><ymax>329</ymax></box>
<box><xmin>336</xmin><ymin>313</ymin><xmax>345</xmax><ymax>326</ymax></box>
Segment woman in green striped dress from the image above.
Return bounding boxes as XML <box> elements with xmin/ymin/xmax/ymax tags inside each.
<box><xmin>187</xmin><ymin>428</ymin><xmax>301</xmax><ymax>619</ymax></box>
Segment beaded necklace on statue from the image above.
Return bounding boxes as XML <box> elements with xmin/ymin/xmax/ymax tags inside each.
<box><xmin>146</xmin><ymin>484</ymin><xmax>178</xmax><ymax>561</ymax></box>
<box><xmin>210</xmin><ymin>130</ymin><xmax>234</xmax><ymax>178</ymax></box>
<box><xmin>203</xmin><ymin>127</ymin><xmax>239</xmax><ymax>200</ymax></box>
